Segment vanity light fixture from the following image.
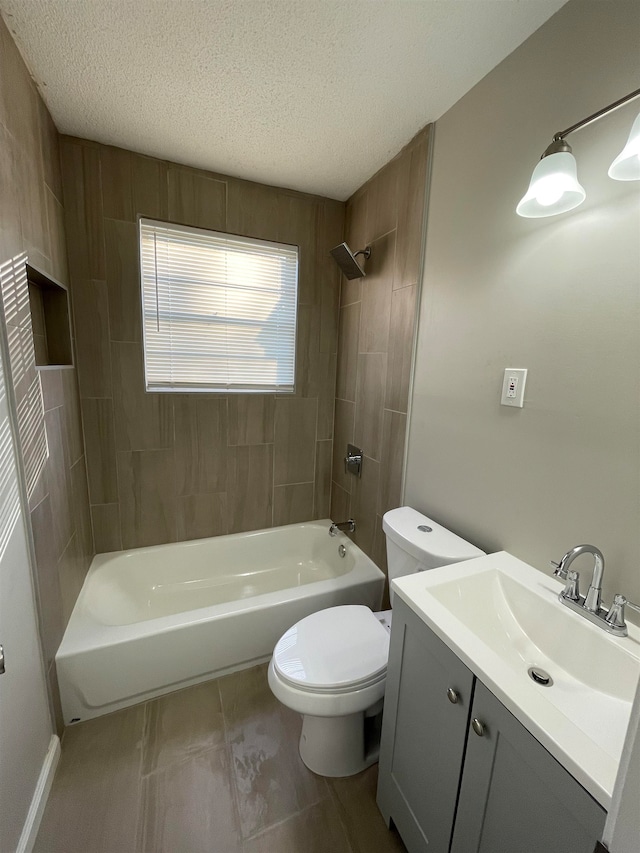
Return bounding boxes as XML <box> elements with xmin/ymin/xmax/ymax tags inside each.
<box><xmin>517</xmin><ymin>87</ymin><xmax>640</xmax><ymax>218</ymax></box>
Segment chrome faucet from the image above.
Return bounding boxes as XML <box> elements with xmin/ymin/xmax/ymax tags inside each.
<box><xmin>551</xmin><ymin>544</ymin><xmax>605</xmax><ymax>613</ymax></box>
<box><xmin>329</xmin><ymin>519</ymin><xmax>355</xmax><ymax>536</ymax></box>
<box><xmin>550</xmin><ymin>544</ymin><xmax>639</xmax><ymax>637</ymax></box>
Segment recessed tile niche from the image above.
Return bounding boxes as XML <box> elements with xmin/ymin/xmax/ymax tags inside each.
<box><xmin>26</xmin><ymin>263</ymin><xmax>73</xmax><ymax>368</ymax></box>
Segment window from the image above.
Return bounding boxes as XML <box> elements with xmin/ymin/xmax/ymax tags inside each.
<box><xmin>139</xmin><ymin>218</ymin><xmax>298</xmax><ymax>392</ymax></box>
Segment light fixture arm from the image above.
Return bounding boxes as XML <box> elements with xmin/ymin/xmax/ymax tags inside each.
<box><xmin>551</xmin><ymin>87</ymin><xmax>640</xmax><ymax>144</ymax></box>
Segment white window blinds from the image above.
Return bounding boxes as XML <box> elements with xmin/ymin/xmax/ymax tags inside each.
<box><xmin>139</xmin><ymin>218</ymin><xmax>299</xmax><ymax>392</ymax></box>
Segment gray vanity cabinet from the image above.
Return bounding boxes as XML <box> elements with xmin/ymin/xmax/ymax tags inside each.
<box><xmin>377</xmin><ymin>597</ymin><xmax>606</xmax><ymax>853</ymax></box>
<box><xmin>377</xmin><ymin>596</ymin><xmax>474</xmax><ymax>853</ymax></box>
<box><xmin>451</xmin><ymin>680</ymin><xmax>606</xmax><ymax>853</ymax></box>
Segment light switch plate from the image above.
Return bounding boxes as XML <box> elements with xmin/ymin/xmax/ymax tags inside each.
<box><xmin>501</xmin><ymin>368</ymin><xmax>527</xmax><ymax>408</ymax></box>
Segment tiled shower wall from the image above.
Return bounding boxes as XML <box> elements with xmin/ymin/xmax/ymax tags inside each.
<box><xmin>60</xmin><ymin>137</ymin><xmax>344</xmax><ymax>551</ymax></box>
<box><xmin>0</xmin><ymin>17</ymin><xmax>93</xmax><ymax>731</ymax></box>
<box><xmin>331</xmin><ymin>127</ymin><xmax>432</xmax><ymax>582</ymax></box>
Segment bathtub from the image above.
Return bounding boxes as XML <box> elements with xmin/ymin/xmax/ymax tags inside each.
<box><xmin>56</xmin><ymin>520</ymin><xmax>385</xmax><ymax>724</ymax></box>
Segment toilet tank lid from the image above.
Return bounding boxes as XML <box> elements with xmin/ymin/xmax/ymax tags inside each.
<box><xmin>382</xmin><ymin>507</ymin><xmax>485</xmax><ymax>564</ymax></box>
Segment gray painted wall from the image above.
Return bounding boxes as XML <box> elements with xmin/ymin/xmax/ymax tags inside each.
<box><xmin>405</xmin><ymin>0</ymin><xmax>640</xmax><ymax>607</ymax></box>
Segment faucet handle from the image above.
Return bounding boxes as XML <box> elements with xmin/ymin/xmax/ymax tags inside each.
<box><xmin>605</xmin><ymin>594</ymin><xmax>640</xmax><ymax>631</ymax></box>
<box><xmin>550</xmin><ymin>559</ymin><xmax>566</xmax><ymax>579</ymax></box>
<box><xmin>561</xmin><ymin>570</ymin><xmax>580</xmax><ymax>602</ymax></box>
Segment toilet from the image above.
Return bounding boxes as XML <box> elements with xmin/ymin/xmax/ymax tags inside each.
<box><xmin>268</xmin><ymin>506</ymin><xmax>485</xmax><ymax>777</ymax></box>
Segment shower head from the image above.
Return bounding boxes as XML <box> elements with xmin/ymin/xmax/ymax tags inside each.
<box><xmin>329</xmin><ymin>242</ymin><xmax>371</xmax><ymax>280</ymax></box>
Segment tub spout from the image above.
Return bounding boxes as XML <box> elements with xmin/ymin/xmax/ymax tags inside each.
<box><xmin>329</xmin><ymin>519</ymin><xmax>356</xmax><ymax>536</ymax></box>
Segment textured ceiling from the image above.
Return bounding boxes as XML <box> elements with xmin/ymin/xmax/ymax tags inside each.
<box><xmin>1</xmin><ymin>0</ymin><xmax>567</xmax><ymax>200</ymax></box>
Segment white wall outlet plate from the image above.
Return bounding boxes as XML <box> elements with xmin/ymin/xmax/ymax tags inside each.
<box><xmin>501</xmin><ymin>368</ymin><xmax>527</xmax><ymax>408</ymax></box>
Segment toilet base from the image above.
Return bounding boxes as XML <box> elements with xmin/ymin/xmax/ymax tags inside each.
<box><xmin>298</xmin><ymin>705</ymin><xmax>383</xmax><ymax>777</ymax></box>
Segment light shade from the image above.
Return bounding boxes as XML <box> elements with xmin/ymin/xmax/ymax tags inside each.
<box><xmin>516</xmin><ymin>151</ymin><xmax>586</xmax><ymax>218</ymax></box>
<box><xmin>608</xmin><ymin>111</ymin><xmax>640</xmax><ymax>181</ymax></box>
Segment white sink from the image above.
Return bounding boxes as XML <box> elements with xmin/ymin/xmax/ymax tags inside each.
<box><xmin>392</xmin><ymin>551</ymin><xmax>640</xmax><ymax>808</ymax></box>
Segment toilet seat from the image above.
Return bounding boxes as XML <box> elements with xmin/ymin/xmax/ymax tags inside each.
<box><xmin>272</xmin><ymin>605</ymin><xmax>389</xmax><ymax>694</ymax></box>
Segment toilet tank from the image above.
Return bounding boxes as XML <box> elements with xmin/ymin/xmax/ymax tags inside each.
<box><xmin>383</xmin><ymin>507</ymin><xmax>485</xmax><ymax>600</ymax></box>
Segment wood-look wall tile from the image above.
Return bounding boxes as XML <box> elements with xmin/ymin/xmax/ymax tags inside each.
<box><xmin>295</xmin><ymin>304</ymin><xmax>319</xmax><ymax>396</ymax></box>
<box><xmin>227</xmin><ymin>394</ymin><xmax>274</xmax><ymax>446</ymax></box>
<box><xmin>34</xmin><ymin>703</ymin><xmax>145</xmax><ymax>852</ymax></box>
<box><xmin>385</xmin><ymin>283</ymin><xmax>417</xmax><ymax>413</ymax></box>
<box><xmin>316</xmin><ymin>199</ymin><xmax>344</xmax><ymax>355</ymax></box>
<box><xmin>314</xmin><ymin>440</ymin><xmax>332</xmax><ymax>519</ymax></box>
<box><xmin>379</xmin><ymin>409</ymin><xmax>407</xmax><ymax>516</ymax></box>
<box><xmin>38</xmin><ymin>98</ymin><xmax>63</xmax><ymax>202</ymax></box>
<box><xmin>354</xmin><ymin>353</ymin><xmax>387</xmax><ymax>463</ymax></box>
<box><xmin>133</xmin><ymin>155</ymin><xmax>168</xmax><ymax>220</ymax></box>
<box><xmin>117</xmin><ymin>449</ymin><xmax>177</xmax><ymax>549</ymax></box>
<box><xmin>28</xmin><ymin>467</ymin><xmax>48</xmax><ymax>514</ymax></box>
<box><xmin>139</xmin><ymin>747</ymin><xmax>241</xmax><ymax>853</ymax></box>
<box><xmin>330</xmin><ymin>481</ymin><xmax>351</xmax><ymax>524</ymax></box>
<box><xmin>91</xmin><ymin>503</ymin><xmax>122</xmax><ymax>554</ymax></box>
<box><xmin>32</xmin><ymin>333</ymin><xmax>47</xmax><ymax>365</ymax></box>
<box><xmin>351</xmin><ymin>455</ymin><xmax>380</xmax><ymax>558</ymax></box>
<box><xmin>100</xmin><ymin>146</ymin><xmax>134</xmax><ymax>221</ymax></box>
<box><xmin>56</xmin><ymin>533</ymin><xmax>84</xmax><ymax>625</ymax></box>
<box><xmin>17</xmin><ymin>147</ymin><xmax>48</xmax><ymax>259</ymax></box>
<box><xmin>336</xmin><ymin>302</ymin><xmax>360</xmax><ymax>403</ymax></box>
<box><xmin>0</xmin><ymin>23</ymin><xmax>40</xmax><ymax>163</ymax></box>
<box><xmin>72</xmin><ymin>279</ymin><xmax>112</xmax><ymax>398</ymax></box>
<box><xmin>359</xmin><ymin>230</ymin><xmax>394</xmax><ymax>354</ymax></box>
<box><xmin>367</xmin><ymin>157</ymin><xmax>400</xmax><ymax>242</ymax></box>
<box><xmin>226</xmin><ymin>179</ymin><xmax>280</xmax><ymax>242</ymax></box>
<box><xmin>104</xmin><ymin>219</ymin><xmax>141</xmax><ymax>342</ymax></box>
<box><xmin>227</xmin><ymin>444</ymin><xmax>273</xmax><ymax>534</ymax></box>
<box><xmin>332</xmin><ymin>398</ymin><xmax>355</xmax><ymax>494</ymax></box>
<box><xmin>344</xmin><ymin>189</ymin><xmax>369</xmax><ymax>274</ymax></box>
<box><xmin>174</xmin><ymin>395</ymin><xmax>228</xmax><ymax>495</ymax></box>
<box><xmin>274</xmin><ymin>397</ymin><xmax>317</xmax><ymax>486</ymax></box>
<box><xmin>61</xmin><ymin>368</ymin><xmax>84</xmax><ymax>467</ymax></box>
<box><xmin>44</xmin><ymin>407</ymin><xmax>73</xmax><ymax>559</ymax></box>
<box><xmin>176</xmin><ymin>493</ymin><xmax>228</xmax><ymax>542</ymax></box>
<box><xmin>28</xmin><ymin>285</ymin><xmax>46</xmax><ymax>337</ymax></box>
<box><xmin>70</xmin><ymin>454</ymin><xmax>94</xmax><ymax>568</ymax></box>
<box><xmin>30</xmin><ymin>495</ymin><xmax>64</xmax><ymax>668</ymax></box>
<box><xmin>315</xmin><ymin>359</ymin><xmax>336</xmax><ymax>441</ymax></box>
<box><xmin>277</xmin><ymin>194</ymin><xmax>318</xmax><ymax>305</ymax></box>
<box><xmin>167</xmin><ymin>167</ymin><xmax>226</xmax><ymax>231</ymax></box>
<box><xmin>40</xmin><ymin>368</ymin><xmax>64</xmax><ymax>411</ymax></box>
<box><xmin>372</xmin><ymin>514</ymin><xmax>389</xmax><ymax>579</ymax></box>
<box><xmin>0</xmin><ymin>125</ymin><xmax>22</xmax><ymax>260</ymax></box>
<box><xmin>81</xmin><ymin>398</ymin><xmax>118</xmax><ymax>504</ymax></box>
<box><xmin>60</xmin><ymin>140</ymin><xmax>105</xmax><ymax>280</ymax></box>
<box><xmin>45</xmin><ymin>186</ymin><xmax>69</xmax><ymax>284</ymax></box>
<box><xmin>273</xmin><ymin>482</ymin><xmax>314</xmax><ymax>527</ymax></box>
<box><xmin>111</xmin><ymin>341</ymin><xmax>173</xmax><ymax>450</ymax></box>
<box><xmin>395</xmin><ymin>128</ymin><xmax>430</xmax><ymax>290</ymax></box>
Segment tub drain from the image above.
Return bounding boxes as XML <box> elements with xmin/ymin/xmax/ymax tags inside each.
<box><xmin>528</xmin><ymin>666</ymin><xmax>553</xmax><ymax>686</ymax></box>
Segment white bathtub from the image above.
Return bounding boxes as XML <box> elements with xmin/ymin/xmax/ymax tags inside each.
<box><xmin>56</xmin><ymin>520</ymin><xmax>385</xmax><ymax>724</ymax></box>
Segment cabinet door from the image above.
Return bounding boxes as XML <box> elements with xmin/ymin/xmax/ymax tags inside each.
<box><xmin>451</xmin><ymin>680</ymin><xmax>606</xmax><ymax>853</ymax></box>
<box><xmin>377</xmin><ymin>597</ymin><xmax>474</xmax><ymax>853</ymax></box>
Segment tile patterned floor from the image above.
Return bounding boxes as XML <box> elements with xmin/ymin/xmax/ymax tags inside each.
<box><xmin>34</xmin><ymin>664</ymin><xmax>407</xmax><ymax>853</ymax></box>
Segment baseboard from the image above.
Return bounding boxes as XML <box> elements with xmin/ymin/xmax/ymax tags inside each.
<box><xmin>16</xmin><ymin>734</ymin><xmax>61</xmax><ymax>853</ymax></box>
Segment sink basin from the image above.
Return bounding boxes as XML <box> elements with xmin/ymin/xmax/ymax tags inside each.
<box><xmin>392</xmin><ymin>551</ymin><xmax>640</xmax><ymax>808</ymax></box>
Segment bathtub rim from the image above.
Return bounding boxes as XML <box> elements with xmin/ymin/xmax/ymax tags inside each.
<box><xmin>57</xmin><ymin>519</ymin><xmax>385</xmax><ymax>658</ymax></box>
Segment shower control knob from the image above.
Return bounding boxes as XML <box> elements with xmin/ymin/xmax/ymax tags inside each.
<box><xmin>472</xmin><ymin>718</ymin><xmax>486</xmax><ymax>737</ymax></box>
<box><xmin>446</xmin><ymin>687</ymin><xmax>460</xmax><ymax>704</ymax></box>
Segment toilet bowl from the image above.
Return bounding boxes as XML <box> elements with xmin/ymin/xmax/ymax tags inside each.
<box><xmin>268</xmin><ymin>506</ymin><xmax>485</xmax><ymax>777</ymax></box>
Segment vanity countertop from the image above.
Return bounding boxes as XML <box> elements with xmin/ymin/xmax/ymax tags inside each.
<box><xmin>392</xmin><ymin>550</ymin><xmax>640</xmax><ymax>808</ymax></box>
